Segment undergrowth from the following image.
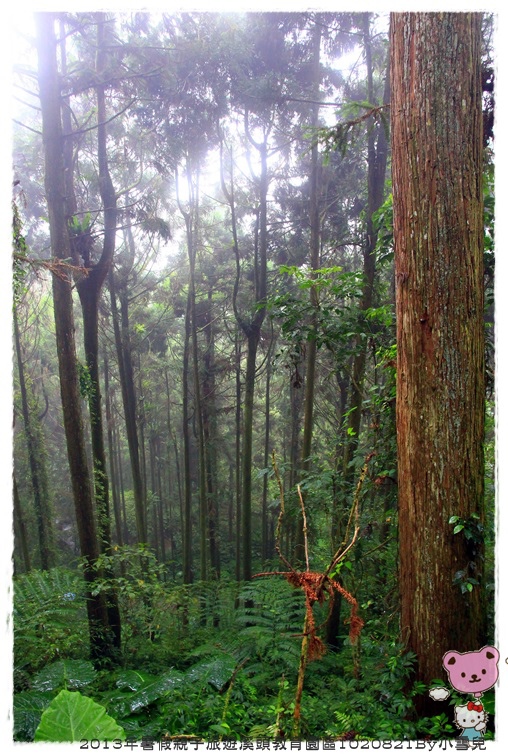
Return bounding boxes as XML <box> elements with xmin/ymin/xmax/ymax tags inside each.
<box><xmin>12</xmin><ymin>562</ymin><xmax>493</xmax><ymax>742</ymax></box>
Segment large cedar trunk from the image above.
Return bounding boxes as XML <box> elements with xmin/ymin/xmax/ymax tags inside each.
<box><xmin>391</xmin><ymin>12</ymin><xmax>486</xmax><ymax>707</ymax></box>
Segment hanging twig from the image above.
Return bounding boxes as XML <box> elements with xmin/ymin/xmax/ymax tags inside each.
<box><xmin>272</xmin><ymin>450</ymin><xmax>295</xmax><ymax>573</ymax></box>
<box><xmin>323</xmin><ymin>451</ymin><xmax>375</xmax><ymax>581</ymax></box>
<box><xmin>254</xmin><ymin>452</ymin><xmax>375</xmax><ymax>738</ymax></box>
<box><xmin>297</xmin><ymin>484</ymin><xmax>310</xmax><ymax>572</ymax></box>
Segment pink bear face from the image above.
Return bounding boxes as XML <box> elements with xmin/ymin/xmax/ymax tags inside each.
<box><xmin>443</xmin><ymin>646</ymin><xmax>500</xmax><ymax>696</ymax></box>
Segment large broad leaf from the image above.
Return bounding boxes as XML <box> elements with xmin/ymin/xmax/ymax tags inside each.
<box><xmin>186</xmin><ymin>654</ymin><xmax>237</xmax><ymax>691</ymax></box>
<box><xmin>32</xmin><ymin>659</ymin><xmax>96</xmax><ymax>692</ymax></box>
<box><xmin>34</xmin><ymin>689</ymin><xmax>125</xmax><ymax>742</ymax></box>
<box><xmin>115</xmin><ymin>669</ymin><xmax>158</xmax><ymax>692</ymax></box>
<box><xmin>13</xmin><ymin>691</ymin><xmax>54</xmax><ymax>741</ymax></box>
<box><xmin>126</xmin><ymin>669</ymin><xmax>185</xmax><ymax>712</ymax></box>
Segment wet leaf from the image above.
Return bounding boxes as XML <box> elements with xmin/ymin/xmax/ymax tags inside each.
<box><xmin>186</xmin><ymin>654</ymin><xmax>236</xmax><ymax>691</ymax></box>
<box><xmin>32</xmin><ymin>659</ymin><xmax>96</xmax><ymax>692</ymax></box>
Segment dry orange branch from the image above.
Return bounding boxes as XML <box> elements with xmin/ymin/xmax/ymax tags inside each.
<box><xmin>254</xmin><ymin>452</ymin><xmax>375</xmax><ymax>737</ymax></box>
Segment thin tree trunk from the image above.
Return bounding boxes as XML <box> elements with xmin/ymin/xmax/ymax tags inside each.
<box><xmin>203</xmin><ymin>288</ymin><xmax>220</xmax><ymax>578</ymax></box>
<box><xmin>109</xmin><ymin>270</ymin><xmax>147</xmax><ymax>544</ymax></box>
<box><xmin>220</xmin><ymin>129</ymin><xmax>268</xmax><ymax>581</ymax></box>
<box><xmin>182</xmin><ymin>274</ymin><xmax>194</xmax><ymax>586</ymax></box>
<box><xmin>340</xmin><ymin>14</ymin><xmax>390</xmax><ymax>496</ymax></box>
<box><xmin>137</xmin><ymin>360</ymin><xmax>148</xmax><ymax>513</ymax></box>
<box><xmin>235</xmin><ymin>330</ymin><xmax>242</xmax><ymax>582</ymax></box>
<box><xmin>14</xmin><ymin>307</ymin><xmax>54</xmax><ymax>570</ymax></box>
<box><xmin>13</xmin><ymin>475</ymin><xmax>31</xmax><ymax>573</ymax></box>
<box><xmin>261</xmin><ymin>343</ymin><xmax>273</xmax><ymax>562</ymax></box>
<box><xmin>114</xmin><ymin>424</ymin><xmax>129</xmax><ymax>544</ymax></box>
<box><xmin>104</xmin><ymin>354</ymin><xmax>124</xmax><ymax>549</ymax></box>
<box><xmin>294</xmin><ymin>18</ymin><xmax>322</xmax><ymax>564</ymax></box>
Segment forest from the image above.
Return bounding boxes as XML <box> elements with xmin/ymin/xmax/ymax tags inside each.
<box><xmin>11</xmin><ymin>11</ymin><xmax>496</xmax><ymax>744</ymax></box>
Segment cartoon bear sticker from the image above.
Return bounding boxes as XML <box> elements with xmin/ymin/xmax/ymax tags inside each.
<box><xmin>443</xmin><ymin>646</ymin><xmax>500</xmax><ymax>698</ymax></box>
<box><xmin>429</xmin><ymin>646</ymin><xmax>500</xmax><ymax>746</ymax></box>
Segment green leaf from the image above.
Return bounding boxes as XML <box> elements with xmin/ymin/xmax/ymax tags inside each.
<box><xmin>14</xmin><ymin>691</ymin><xmax>54</xmax><ymax>741</ymax></box>
<box><xmin>115</xmin><ymin>669</ymin><xmax>158</xmax><ymax>692</ymax></box>
<box><xmin>448</xmin><ymin>516</ymin><xmax>459</xmax><ymax>524</ymax></box>
<box><xmin>453</xmin><ymin>524</ymin><xmax>465</xmax><ymax>534</ymax></box>
<box><xmin>32</xmin><ymin>660</ymin><xmax>97</xmax><ymax>692</ymax></box>
<box><xmin>186</xmin><ymin>654</ymin><xmax>237</xmax><ymax>691</ymax></box>
<box><xmin>210</xmin><ymin>723</ymin><xmax>231</xmax><ymax>736</ymax></box>
<box><xmin>34</xmin><ymin>689</ymin><xmax>125</xmax><ymax>742</ymax></box>
<box><xmin>126</xmin><ymin>669</ymin><xmax>185</xmax><ymax>712</ymax></box>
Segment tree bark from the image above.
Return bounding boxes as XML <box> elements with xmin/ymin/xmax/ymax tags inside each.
<box><xmin>13</xmin><ymin>474</ymin><xmax>32</xmax><ymax>573</ymax></box>
<box><xmin>340</xmin><ymin>14</ymin><xmax>390</xmax><ymax>495</ymax></box>
<box><xmin>391</xmin><ymin>12</ymin><xmax>486</xmax><ymax>708</ymax></box>
<box><xmin>240</xmin><ymin>131</ymin><xmax>268</xmax><ymax>582</ymax></box>
<box><xmin>203</xmin><ymin>288</ymin><xmax>220</xmax><ymax>578</ymax></box>
<box><xmin>220</xmin><ymin>130</ymin><xmax>268</xmax><ymax>581</ymax></box>
<box><xmin>35</xmin><ymin>11</ymin><xmax>114</xmax><ymax>664</ymax></box>
<box><xmin>294</xmin><ymin>17</ymin><xmax>322</xmax><ymax>564</ymax></box>
<box><xmin>104</xmin><ymin>354</ymin><xmax>124</xmax><ymax>550</ymax></box>
<box><xmin>327</xmin><ymin>15</ymin><xmax>389</xmax><ymax>649</ymax></box>
<box><xmin>14</xmin><ymin>307</ymin><xmax>55</xmax><ymax>570</ymax></box>
<box><xmin>109</xmin><ymin>266</ymin><xmax>147</xmax><ymax>544</ymax></box>
<box><xmin>181</xmin><ymin>264</ymin><xmax>194</xmax><ymax>586</ymax></box>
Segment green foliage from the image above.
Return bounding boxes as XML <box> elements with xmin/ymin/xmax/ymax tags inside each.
<box><xmin>269</xmin><ymin>265</ymin><xmax>367</xmax><ymax>365</ymax></box>
<box><xmin>12</xmin><ymin>11</ymin><xmax>495</xmax><ymax>745</ymax></box>
<box><xmin>449</xmin><ymin>513</ymin><xmax>485</xmax><ymax>594</ymax></box>
<box><xmin>77</xmin><ymin>360</ymin><xmax>94</xmax><ymax>399</ymax></box>
<box><xmin>13</xmin><ymin>690</ymin><xmax>54</xmax><ymax>741</ymax></box>
<box><xmin>13</xmin><ymin>199</ymin><xmax>29</xmax><ymax>303</ymax></box>
<box><xmin>373</xmin><ymin>193</ymin><xmax>394</xmax><ymax>264</ymax></box>
<box><xmin>114</xmin><ymin>669</ymin><xmax>185</xmax><ymax>714</ymax></box>
<box><xmin>449</xmin><ymin>513</ymin><xmax>484</xmax><ymax>543</ymax></box>
<box><xmin>316</xmin><ymin>102</ymin><xmax>389</xmax><ymax>159</ymax></box>
<box><xmin>68</xmin><ymin>211</ymin><xmax>92</xmax><ymax>235</ymax></box>
<box><xmin>235</xmin><ymin>578</ymin><xmax>304</xmax><ymax>683</ymax></box>
<box><xmin>139</xmin><ymin>215</ymin><xmax>172</xmax><ymax>240</ymax></box>
<box><xmin>34</xmin><ymin>689</ymin><xmax>125</xmax><ymax>742</ymax></box>
<box><xmin>320</xmin><ymin>641</ymin><xmax>422</xmax><ymax>740</ymax></box>
<box><xmin>186</xmin><ymin>654</ymin><xmax>237</xmax><ymax>691</ymax></box>
<box><xmin>14</xmin><ymin>568</ymin><xmax>88</xmax><ymax>687</ymax></box>
<box><xmin>32</xmin><ymin>659</ymin><xmax>97</xmax><ymax>692</ymax></box>
<box><xmin>14</xmin><ymin>567</ymin><xmax>495</xmax><ymax>742</ymax></box>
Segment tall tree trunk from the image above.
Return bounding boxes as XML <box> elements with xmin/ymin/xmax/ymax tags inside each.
<box><xmin>340</xmin><ymin>14</ymin><xmax>390</xmax><ymax>495</ymax></box>
<box><xmin>235</xmin><ymin>330</ymin><xmax>242</xmax><ymax>582</ymax></box>
<box><xmin>241</xmin><ymin>130</ymin><xmax>268</xmax><ymax>582</ymax></box>
<box><xmin>182</xmin><ymin>271</ymin><xmax>194</xmax><ymax>586</ymax></box>
<box><xmin>327</xmin><ymin>14</ymin><xmax>389</xmax><ymax>649</ymax></box>
<box><xmin>14</xmin><ymin>307</ymin><xmax>55</xmax><ymax>569</ymax></box>
<box><xmin>391</xmin><ymin>12</ymin><xmax>486</xmax><ymax>712</ymax></box>
<box><xmin>104</xmin><ymin>354</ymin><xmax>124</xmax><ymax>550</ymax></box>
<box><xmin>294</xmin><ymin>17</ymin><xmax>322</xmax><ymax>564</ymax></box>
<box><xmin>241</xmin><ymin>331</ymin><xmax>260</xmax><ymax>581</ymax></box>
<box><xmin>137</xmin><ymin>360</ymin><xmax>148</xmax><ymax>512</ymax></box>
<box><xmin>35</xmin><ymin>12</ymin><xmax>114</xmax><ymax>664</ymax></box>
<box><xmin>261</xmin><ymin>349</ymin><xmax>272</xmax><ymax>562</ymax></box>
<box><xmin>220</xmin><ymin>128</ymin><xmax>268</xmax><ymax>581</ymax></box>
<box><xmin>13</xmin><ymin>474</ymin><xmax>31</xmax><ymax>573</ymax></box>
<box><xmin>109</xmin><ymin>269</ymin><xmax>147</xmax><ymax>543</ymax></box>
<box><xmin>177</xmin><ymin>162</ymin><xmax>208</xmax><ymax>583</ymax></box>
<box><xmin>203</xmin><ymin>288</ymin><xmax>220</xmax><ymax>578</ymax></box>
<box><xmin>165</xmin><ymin>367</ymin><xmax>183</xmax><ymax>564</ymax></box>
<box><xmin>114</xmin><ymin>424</ymin><xmax>129</xmax><ymax>543</ymax></box>
<box><xmin>70</xmin><ymin>14</ymin><xmax>122</xmax><ymax>650</ymax></box>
